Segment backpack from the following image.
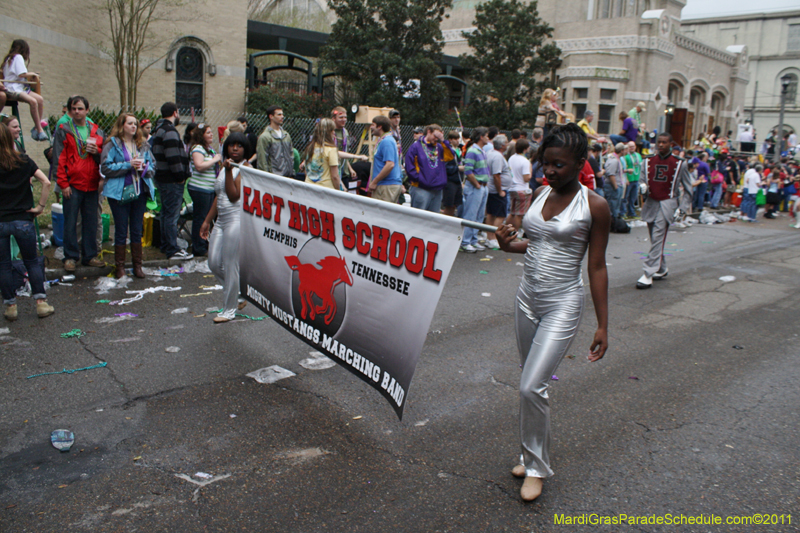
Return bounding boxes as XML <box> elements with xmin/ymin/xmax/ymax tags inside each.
<box><xmin>610</xmin><ymin>216</ymin><xmax>631</xmax><ymax>234</ymax></box>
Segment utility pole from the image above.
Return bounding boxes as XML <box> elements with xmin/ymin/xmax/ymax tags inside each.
<box><xmin>774</xmin><ymin>75</ymin><xmax>791</xmax><ymax>164</ymax></box>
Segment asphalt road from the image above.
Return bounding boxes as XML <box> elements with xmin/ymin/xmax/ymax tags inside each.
<box><xmin>1</xmin><ymin>217</ymin><xmax>799</xmax><ymax>532</ymax></box>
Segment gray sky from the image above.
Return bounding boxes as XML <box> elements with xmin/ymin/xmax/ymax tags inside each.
<box><xmin>682</xmin><ymin>0</ymin><xmax>799</xmax><ymax>19</ymax></box>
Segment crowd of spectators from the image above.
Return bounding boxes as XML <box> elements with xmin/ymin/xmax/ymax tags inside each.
<box><xmin>2</xmin><ymin>35</ymin><xmax>800</xmax><ymax>323</ymax></box>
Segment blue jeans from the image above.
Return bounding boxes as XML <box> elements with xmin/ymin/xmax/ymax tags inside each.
<box><xmin>693</xmin><ymin>182</ymin><xmax>708</xmax><ymax>211</ymax></box>
<box><xmin>782</xmin><ymin>187</ymin><xmax>794</xmax><ymax>211</ymax></box>
<box><xmin>740</xmin><ymin>192</ymin><xmax>758</xmax><ymax>219</ymax></box>
<box><xmin>609</xmin><ymin>134</ymin><xmax>629</xmax><ymax>146</ymax></box>
<box><xmin>624</xmin><ymin>180</ymin><xmax>639</xmax><ymax>216</ymax></box>
<box><xmin>108</xmin><ymin>192</ymin><xmax>148</xmax><ymax>246</ymax></box>
<box><xmin>158</xmin><ymin>181</ymin><xmax>185</xmax><ymax>257</ymax></box>
<box><xmin>603</xmin><ymin>181</ymin><xmax>622</xmax><ymax>217</ymax></box>
<box><xmin>188</xmin><ymin>188</ymin><xmax>215</xmax><ymax>256</ymax></box>
<box><xmin>0</xmin><ymin>220</ymin><xmax>46</xmax><ymax>304</ymax></box>
<box><xmin>709</xmin><ymin>182</ymin><xmax>723</xmax><ymax>209</ymax></box>
<box><xmin>409</xmin><ymin>186</ymin><xmax>443</xmax><ymax>213</ymax></box>
<box><xmin>461</xmin><ymin>181</ymin><xmax>489</xmax><ymax>246</ymax></box>
<box><xmin>63</xmin><ymin>188</ymin><xmax>99</xmax><ymax>264</ymax></box>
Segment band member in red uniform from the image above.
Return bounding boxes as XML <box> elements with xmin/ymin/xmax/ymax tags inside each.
<box><xmin>636</xmin><ymin>132</ymin><xmax>693</xmax><ymax>289</ymax></box>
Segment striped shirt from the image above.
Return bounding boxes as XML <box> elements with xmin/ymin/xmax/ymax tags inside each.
<box><xmin>463</xmin><ymin>145</ymin><xmax>489</xmax><ymax>183</ymax></box>
<box><xmin>188</xmin><ymin>145</ymin><xmax>218</xmax><ymax>192</ymax></box>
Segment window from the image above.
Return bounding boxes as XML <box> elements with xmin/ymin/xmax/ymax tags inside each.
<box><xmin>613</xmin><ymin>0</ymin><xmax>623</xmax><ymax>17</ymax></box>
<box><xmin>176</xmin><ymin>47</ymin><xmax>204</xmax><ymax>112</ymax></box>
<box><xmin>788</xmin><ymin>25</ymin><xmax>800</xmax><ymax>52</ymax></box>
<box><xmin>600</xmin><ymin>88</ymin><xmax>616</xmax><ymax>100</ymax></box>
<box><xmin>574</xmin><ymin>88</ymin><xmax>588</xmax><ymax>100</ymax></box>
<box><xmin>598</xmin><ymin>0</ymin><xmax>611</xmax><ymax>19</ymax></box>
<box><xmin>785</xmin><ymin>73</ymin><xmax>798</xmax><ymax>105</ymax></box>
<box><xmin>597</xmin><ymin>104</ymin><xmax>615</xmax><ymax>134</ymax></box>
<box><xmin>573</xmin><ymin>104</ymin><xmax>587</xmax><ymax>121</ymax></box>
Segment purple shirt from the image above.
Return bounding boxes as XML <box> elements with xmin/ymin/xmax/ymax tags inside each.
<box><xmin>404</xmin><ymin>139</ymin><xmax>452</xmax><ymax>191</ymax></box>
<box><xmin>622</xmin><ymin>118</ymin><xmax>638</xmax><ymax>142</ymax></box>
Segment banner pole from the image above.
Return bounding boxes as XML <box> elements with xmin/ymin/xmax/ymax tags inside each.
<box><xmin>233</xmin><ymin>163</ymin><xmax>508</xmax><ymax>236</ymax></box>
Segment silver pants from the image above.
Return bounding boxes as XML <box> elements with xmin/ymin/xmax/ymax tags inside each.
<box><xmin>515</xmin><ymin>288</ymin><xmax>584</xmax><ymax>478</ymax></box>
<box><xmin>643</xmin><ymin>218</ymin><xmax>669</xmax><ymax>277</ymax></box>
<box><xmin>208</xmin><ymin>213</ymin><xmax>240</xmax><ymax>319</ymax></box>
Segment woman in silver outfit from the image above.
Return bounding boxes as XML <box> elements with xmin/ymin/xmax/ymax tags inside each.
<box><xmin>200</xmin><ymin>132</ymin><xmax>252</xmax><ymax>323</ymax></box>
<box><xmin>496</xmin><ymin>123</ymin><xmax>610</xmax><ymax>502</ymax></box>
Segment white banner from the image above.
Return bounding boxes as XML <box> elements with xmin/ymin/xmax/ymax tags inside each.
<box><xmin>238</xmin><ymin>166</ymin><xmax>463</xmax><ymax>418</ymax></box>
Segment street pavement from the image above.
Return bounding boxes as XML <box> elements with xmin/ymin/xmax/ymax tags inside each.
<box><xmin>1</xmin><ymin>217</ymin><xmax>799</xmax><ymax>532</ymax></box>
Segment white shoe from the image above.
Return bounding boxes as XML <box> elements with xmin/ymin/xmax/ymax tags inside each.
<box><xmin>169</xmin><ymin>249</ymin><xmax>194</xmax><ymax>260</ymax></box>
<box><xmin>460</xmin><ymin>244</ymin><xmax>477</xmax><ymax>253</ymax></box>
<box><xmin>636</xmin><ymin>274</ymin><xmax>652</xmax><ymax>289</ymax></box>
<box><xmin>652</xmin><ymin>268</ymin><xmax>668</xmax><ymax>280</ymax></box>
<box><xmin>473</xmin><ymin>243</ymin><xmax>486</xmax><ymax>251</ymax></box>
<box><xmin>486</xmin><ymin>239</ymin><xmax>499</xmax><ymax>249</ymax></box>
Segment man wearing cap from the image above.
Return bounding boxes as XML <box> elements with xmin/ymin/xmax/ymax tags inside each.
<box><xmin>412</xmin><ymin>127</ymin><xmax>424</xmax><ymax>143</ymax></box>
<box><xmin>577</xmin><ymin>110</ymin><xmax>607</xmax><ymax>144</ymax></box>
<box><xmin>628</xmin><ymin>102</ymin><xmax>646</xmax><ymax>129</ymax></box>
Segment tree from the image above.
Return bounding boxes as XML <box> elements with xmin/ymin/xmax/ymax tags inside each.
<box><xmin>103</xmin><ymin>0</ymin><xmax>190</xmax><ymax>108</ymax></box>
<box><xmin>459</xmin><ymin>0</ymin><xmax>561</xmax><ymax>129</ymax></box>
<box><xmin>320</xmin><ymin>0</ymin><xmax>453</xmax><ymax>125</ymax></box>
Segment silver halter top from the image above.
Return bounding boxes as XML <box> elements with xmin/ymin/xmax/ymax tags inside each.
<box><xmin>519</xmin><ymin>185</ymin><xmax>593</xmax><ymax>298</ymax></box>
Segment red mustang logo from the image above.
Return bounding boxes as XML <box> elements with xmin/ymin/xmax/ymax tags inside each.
<box><xmin>285</xmin><ymin>255</ymin><xmax>354</xmax><ymax>325</ymax></box>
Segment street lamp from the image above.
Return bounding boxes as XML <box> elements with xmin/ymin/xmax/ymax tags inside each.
<box><xmin>774</xmin><ymin>74</ymin><xmax>792</xmax><ymax>163</ymax></box>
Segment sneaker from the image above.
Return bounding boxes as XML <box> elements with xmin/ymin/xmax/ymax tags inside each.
<box><xmin>460</xmin><ymin>244</ymin><xmax>477</xmax><ymax>253</ymax></box>
<box><xmin>86</xmin><ymin>257</ymin><xmax>105</xmax><ymax>268</ymax></box>
<box><xmin>169</xmin><ymin>249</ymin><xmax>194</xmax><ymax>260</ymax></box>
<box><xmin>36</xmin><ymin>301</ymin><xmax>55</xmax><ymax>318</ymax></box>
<box><xmin>653</xmin><ymin>268</ymin><xmax>669</xmax><ymax>280</ymax></box>
<box><xmin>486</xmin><ymin>239</ymin><xmax>500</xmax><ymax>249</ymax></box>
<box><xmin>30</xmin><ymin>128</ymin><xmax>46</xmax><ymax>142</ymax></box>
<box><xmin>636</xmin><ymin>274</ymin><xmax>653</xmax><ymax>290</ymax></box>
<box><xmin>64</xmin><ymin>259</ymin><xmax>77</xmax><ymax>272</ymax></box>
<box><xmin>473</xmin><ymin>243</ymin><xmax>486</xmax><ymax>252</ymax></box>
<box><xmin>213</xmin><ymin>315</ymin><xmax>231</xmax><ymax>323</ymax></box>
<box><xmin>237</xmin><ymin>300</ymin><xmax>247</xmax><ymax>311</ymax></box>
<box><xmin>4</xmin><ymin>304</ymin><xmax>17</xmax><ymax>322</ymax></box>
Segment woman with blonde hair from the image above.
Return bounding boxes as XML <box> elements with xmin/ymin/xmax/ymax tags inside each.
<box><xmin>304</xmin><ymin>118</ymin><xmax>340</xmax><ymax>190</ymax></box>
<box><xmin>537</xmin><ymin>88</ymin><xmax>570</xmax><ymax>129</ymax></box>
<box><xmin>0</xmin><ymin>123</ymin><xmax>53</xmax><ymax>320</ymax></box>
<box><xmin>221</xmin><ymin>119</ymin><xmax>245</xmax><ymax>145</ymax></box>
<box><xmin>100</xmin><ymin>113</ymin><xmax>156</xmax><ymax>278</ymax></box>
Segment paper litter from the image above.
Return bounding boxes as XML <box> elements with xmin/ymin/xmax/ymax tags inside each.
<box><xmin>299</xmin><ymin>352</ymin><xmax>337</xmax><ymax>370</ymax></box>
<box><xmin>95</xmin><ymin>276</ymin><xmax>132</xmax><ymax>294</ymax></box>
<box><xmin>246</xmin><ymin>365</ymin><xmax>295</xmax><ymax>384</ymax></box>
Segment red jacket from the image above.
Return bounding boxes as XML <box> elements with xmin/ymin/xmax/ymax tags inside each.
<box><xmin>56</xmin><ymin>122</ymin><xmax>104</xmax><ymax>192</ymax></box>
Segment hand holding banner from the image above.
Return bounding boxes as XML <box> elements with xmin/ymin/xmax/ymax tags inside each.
<box><xmin>238</xmin><ymin>166</ymin><xmax>463</xmax><ymax>418</ymax></box>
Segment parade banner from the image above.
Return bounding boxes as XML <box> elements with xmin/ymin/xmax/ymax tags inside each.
<box><xmin>238</xmin><ymin>166</ymin><xmax>463</xmax><ymax>418</ymax></box>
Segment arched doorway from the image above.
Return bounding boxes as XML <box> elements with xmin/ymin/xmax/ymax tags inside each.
<box><xmin>688</xmin><ymin>86</ymin><xmax>706</xmax><ymax>145</ymax></box>
<box><xmin>709</xmin><ymin>92</ymin><xmax>726</xmax><ymax>137</ymax></box>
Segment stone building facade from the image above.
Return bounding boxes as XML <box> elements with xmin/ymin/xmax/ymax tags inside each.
<box><xmin>442</xmin><ymin>0</ymin><xmax>750</xmax><ymax>147</ymax></box>
<box><xmin>0</xmin><ymin>0</ymin><xmax>248</xmax><ymax>118</ymax></box>
<box><xmin>681</xmin><ymin>8</ymin><xmax>799</xmax><ymax>140</ymax></box>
